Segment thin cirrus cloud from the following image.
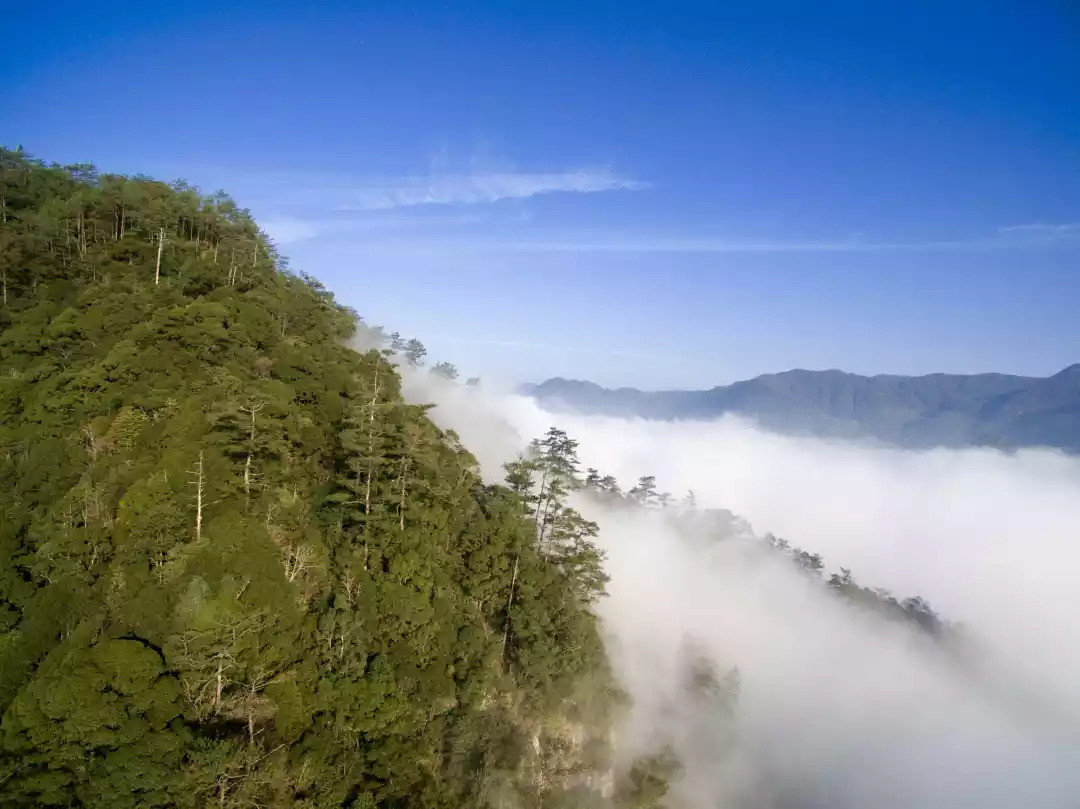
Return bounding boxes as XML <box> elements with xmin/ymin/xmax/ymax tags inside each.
<box><xmin>256</xmin><ymin>165</ymin><xmax>645</xmax><ymax>244</ymax></box>
<box><xmin>335</xmin><ymin>167</ymin><xmax>648</xmax><ymax>211</ymax></box>
<box><xmin>339</xmin><ymin>237</ymin><xmax>1002</xmax><ymax>255</ymax></box>
<box><xmin>998</xmin><ymin>222</ymin><xmax>1080</xmax><ymax>239</ymax></box>
<box><xmin>342</xmin><ymin>224</ymin><xmax>1080</xmax><ymax>255</ymax></box>
<box><xmin>260</xmin><ymin>217</ymin><xmax>323</xmax><ymax>245</ymax></box>
<box><xmin>429</xmin><ymin>334</ymin><xmax>668</xmax><ymax>361</ymax></box>
<box><xmin>260</xmin><ymin>211</ymin><xmax>495</xmax><ymax>245</ymax></box>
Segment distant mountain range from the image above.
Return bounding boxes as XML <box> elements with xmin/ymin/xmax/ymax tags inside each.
<box><xmin>523</xmin><ymin>364</ymin><xmax>1080</xmax><ymax>452</ymax></box>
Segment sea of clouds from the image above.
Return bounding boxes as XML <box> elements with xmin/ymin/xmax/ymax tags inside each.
<box><xmin>403</xmin><ymin>372</ymin><xmax>1080</xmax><ymax>808</ymax></box>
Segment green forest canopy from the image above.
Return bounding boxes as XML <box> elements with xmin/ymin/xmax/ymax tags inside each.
<box><xmin>0</xmin><ymin>147</ymin><xmax>659</xmax><ymax>809</ymax></box>
<box><xmin>0</xmin><ymin>148</ymin><xmax>947</xmax><ymax>808</ymax></box>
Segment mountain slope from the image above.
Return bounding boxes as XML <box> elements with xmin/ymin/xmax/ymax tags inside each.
<box><xmin>525</xmin><ymin>367</ymin><xmax>1079</xmax><ymax>451</ymax></box>
<box><xmin>0</xmin><ymin>149</ymin><xmax>624</xmax><ymax>809</ymax></box>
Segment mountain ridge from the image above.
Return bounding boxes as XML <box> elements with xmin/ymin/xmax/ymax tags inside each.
<box><xmin>0</xmin><ymin>148</ymin><xmax>625</xmax><ymax>808</ymax></box>
<box><xmin>524</xmin><ymin>365</ymin><xmax>1080</xmax><ymax>452</ymax></box>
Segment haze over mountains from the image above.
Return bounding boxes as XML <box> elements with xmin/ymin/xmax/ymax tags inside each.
<box><xmin>525</xmin><ymin>364</ymin><xmax>1080</xmax><ymax>452</ymax></box>
<box><xmin>5</xmin><ymin>145</ymin><xmax>1080</xmax><ymax>809</ymax></box>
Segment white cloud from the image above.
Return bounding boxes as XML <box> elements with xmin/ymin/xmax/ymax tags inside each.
<box><xmin>401</xmin><ymin>229</ymin><xmax>1080</xmax><ymax>253</ymax></box>
<box><xmin>402</xmin><ymin>374</ymin><xmax>1080</xmax><ymax>808</ymax></box>
<box><xmin>999</xmin><ymin>222</ymin><xmax>1080</xmax><ymax>239</ymax></box>
<box><xmin>341</xmin><ymin>228</ymin><xmax>1080</xmax><ymax>255</ymax></box>
<box><xmin>429</xmin><ymin>334</ymin><xmax>667</xmax><ymax>360</ymax></box>
<box><xmin>260</xmin><ymin>216</ymin><xmax>322</xmax><ymax>244</ymax></box>
<box><xmin>475</xmin><ymin>237</ymin><xmax>975</xmax><ymax>253</ymax></box>
<box><xmin>253</xmin><ymin>164</ymin><xmax>643</xmax><ymax>241</ymax></box>
<box><xmin>340</xmin><ymin>235</ymin><xmax>980</xmax><ymax>255</ymax></box>
<box><xmin>260</xmin><ymin>211</ymin><xmax>496</xmax><ymax>244</ymax></box>
<box><xmin>336</xmin><ymin>167</ymin><xmax>647</xmax><ymax>210</ymax></box>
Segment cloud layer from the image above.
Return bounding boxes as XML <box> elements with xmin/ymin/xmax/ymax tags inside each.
<box><xmin>255</xmin><ymin>162</ymin><xmax>645</xmax><ymax>244</ymax></box>
<box><xmin>406</xmin><ymin>374</ymin><xmax>1080</xmax><ymax>808</ymax></box>
<box><xmin>348</xmin><ymin>227</ymin><xmax>1080</xmax><ymax>254</ymax></box>
<box><xmin>338</xmin><ymin>167</ymin><xmax>646</xmax><ymax>211</ymax></box>
<box><xmin>999</xmin><ymin>222</ymin><xmax>1080</xmax><ymax>239</ymax></box>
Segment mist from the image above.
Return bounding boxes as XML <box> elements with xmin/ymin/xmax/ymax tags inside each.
<box><xmin>402</xmin><ymin>371</ymin><xmax>1080</xmax><ymax>808</ymax></box>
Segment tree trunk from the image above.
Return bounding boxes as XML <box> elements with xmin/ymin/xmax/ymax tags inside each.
<box><xmin>501</xmin><ymin>554</ymin><xmax>520</xmax><ymax>660</ymax></box>
<box><xmin>241</xmin><ymin>403</ymin><xmax>263</xmax><ymax>509</ymax></box>
<box><xmin>398</xmin><ymin>459</ymin><xmax>409</xmax><ymax>531</ymax></box>
<box><xmin>193</xmin><ymin>450</ymin><xmax>205</xmax><ymax>541</ymax></box>
<box><xmin>535</xmin><ymin>469</ymin><xmax>550</xmax><ymax>522</ymax></box>
<box><xmin>155</xmin><ymin>227</ymin><xmax>165</xmax><ymax>285</ymax></box>
<box><xmin>363</xmin><ymin>363</ymin><xmax>381</xmax><ymax>516</ymax></box>
<box><xmin>363</xmin><ymin>459</ymin><xmax>374</xmax><ymax>520</ymax></box>
<box><xmin>214</xmin><ymin>655</ymin><xmax>223</xmax><ymax>713</ymax></box>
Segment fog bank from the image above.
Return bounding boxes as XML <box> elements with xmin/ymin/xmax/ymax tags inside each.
<box><xmin>406</xmin><ymin>373</ymin><xmax>1080</xmax><ymax>808</ymax></box>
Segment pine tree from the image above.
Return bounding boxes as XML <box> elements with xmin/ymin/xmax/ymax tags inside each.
<box><xmin>0</xmin><ymin>149</ymin><xmax>622</xmax><ymax>809</ymax></box>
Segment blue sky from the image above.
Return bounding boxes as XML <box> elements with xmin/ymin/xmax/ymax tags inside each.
<box><xmin>3</xmin><ymin>0</ymin><xmax>1079</xmax><ymax>388</ymax></box>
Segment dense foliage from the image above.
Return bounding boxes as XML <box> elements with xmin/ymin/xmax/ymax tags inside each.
<box><xmin>0</xmin><ymin>147</ymin><xmax>955</xmax><ymax>809</ymax></box>
<box><xmin>0</xmin><ymin>148</ymin><xmax>640</xmax><ymax>808</ymax></box>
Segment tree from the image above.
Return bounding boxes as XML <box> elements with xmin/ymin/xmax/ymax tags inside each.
<box><xmin>430</xmin><ymin>361</ymin><xmax>459</xmax><ymax>380</ymax></box>
<box><xmin>0</xmin><ymin>148</ymin><xmax>621</xmax><ymax>809</ymax></box>
<box><xmin>154</xmin><ymin>226</ymin><xmax>165</xmax><ymax>284</ymax></box>
<box><xmin>403</xmin><ymin>338</ymin><xmax>427</xmax><ymax>367</ymax></box>
<box><xmin>628</xmin><ymin>475</ymin><xmax>658</xmax><ymax>506</ymax></box>
<box><xmin>529</xmin><ymin>428</ymin><xmax>581</xmax><ymax>544</ymax></box>
<box><xmin>791</xmin><ymin>547</ymin><xmax>824</xmax><ymax>576</ymax></box>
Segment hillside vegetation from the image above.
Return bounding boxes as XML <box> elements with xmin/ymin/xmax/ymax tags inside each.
<box><xmin>0</xmin><ymin>148</ymin><xmax>659</xmax><ymax>809</ymax></box>
<box><xmin>0</xmin><ymin>149</ymin><xmax>965</xmax><ymax>809</ymax></box>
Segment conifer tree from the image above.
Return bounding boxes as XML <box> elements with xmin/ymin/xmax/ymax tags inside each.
<box><xmin>0</xmin><ymin>149</ymin><xmax>627</xmax><ymax>809</ymax></box>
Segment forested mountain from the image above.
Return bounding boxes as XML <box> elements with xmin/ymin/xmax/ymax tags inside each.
<box><xmin>0</xmin><ymin>148</ymin><xmax>967</xmax><ymax>809</ymax></box>
<box><xmin>0</xmin><ymin>148</ymin><xmax>672</xmax><ymax>808</ymax></box>
<box><xmin>525</xmin><ymin>365</ymin><xmax>1080</xmax><ymax>451</ymax></box>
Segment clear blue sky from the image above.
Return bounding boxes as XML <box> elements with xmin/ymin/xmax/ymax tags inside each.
<box><xmin>3</xmin><ymin>0</ymin><xmax>1079</xmax><ymax>388</ymax></box>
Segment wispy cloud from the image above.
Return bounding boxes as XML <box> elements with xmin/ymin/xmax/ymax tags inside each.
<box><xmin>431</xmin><ymin>334</ymin><xmax>666</xmax><ymax>360</ymax></box>
<box><xmin>261</xmin><ymin>211</ymin><xmax>497</xmax><ymax>245</ymax></box>
<box><xmin>261</xmin><ymin>217</ymin><xmax>323</xmax><ymax>244</ymax></box>
<box><xmin>252</xmin><ymin>159</ymin><xmax>643</xmax><ymax>242</ymax></box>
<box><xmin>344</xmin><ymin>236</ymin><xmax>983</xmax><ymax>255</ymax></box>
<box><xmin>476</xmin><ymin>237</ymin><xmax>978</xmax><ymax>253</ymax></box>
<box><xmin>337</xmin><ymin>167</ymin><xmax>647</xmax><ymax>210</ymax></box>
<box><xmin>344</xmin><ymin>227</ymin><xmax>1080</xmax><ymax>255</ymax></box>
<box><xmin>999</xmin><ymin>222</ymin><xmax>1080</xmax><ymax>240</ymax></box>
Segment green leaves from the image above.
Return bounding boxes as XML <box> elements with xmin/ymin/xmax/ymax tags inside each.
<box><xmin>0</xmin><ymin>148</ymin><xmax>619</xmax><ymax>809</ymax></box>
<box><xmin>1</xmin><ymin>638</ymin><xmax>188</xmax><ymax>808</ymax></box>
